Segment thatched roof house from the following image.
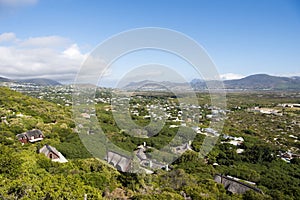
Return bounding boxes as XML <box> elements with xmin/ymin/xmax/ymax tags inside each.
<box><xmin>16</xmin><ymin>129</ymin><xmax>44</xmax><ymax>143</ymax></box>
<box><xmin>39</xmin><ymin>144</ymin><xmax>68</xmax><ymax>163</ymax></box>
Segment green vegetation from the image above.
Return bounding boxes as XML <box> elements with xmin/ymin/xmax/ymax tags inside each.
<box><xmin>0</xmin><ymin>87</ymin><xmax>300</xmax><ymax>199</ymax></box>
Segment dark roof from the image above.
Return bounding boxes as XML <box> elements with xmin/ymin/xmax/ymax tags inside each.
<box><xmin>39</xmin><ymin>144</ymin><xmax>60</xmax><ymax>158</ymax></box>
<box><xmin>16</xmin><ymin>129</ymin><xmax>43</xmax><ymax>139</ymax></box>
<box><xmin>214</xmin><ymin>174</ymin><xmax>263</xmax><ymax>194</ymax></box>
<box><xmin>106</xmin><ymin>150</ymin><xmax>132</xmax><ymax>172</ymax></box>
<box><xmin>136</xmin><ymin>148</ymin><xmax>147</xmax><ymax>160</ymax></box>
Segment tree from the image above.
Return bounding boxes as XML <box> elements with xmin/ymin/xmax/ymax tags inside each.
<box><xmin>0</xmin><ymin>145</ymin><xmax>23</xmax><ymax>178</ymax></box>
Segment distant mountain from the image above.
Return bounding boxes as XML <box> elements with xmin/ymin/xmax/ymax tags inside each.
<box><xmin>291</xmin><ymin>76</ymin><xmax>300</xmax><ymax>81</ymax></box>
<box><xmin>17</xmin><ymin>78</ymin><xmax>62</xmax><ymax>86</ymax></box>
<box><xmin>0</xmin><ymin>77</ymin><xmax>12</xmax><ymax>83</ymax></box>
<box><xmin>124</xmin><ymin>74</ymin><xmax>300</xmax><ymax>91</ymax></box>
<box><xmin>223</xmin><ymin>74</ymin><xmax>300</xmax><ymax>90</ymax></box>
<box><xmin>190</xmin><ymin>79</ymin><xmax>207</xmax><ymax>90</ymax></box>
<box><xmin>2</xmin><ymin>74</ymin><xmax>300</xmax><ymax>90</ymax></box>
<box><xmin>123</xmin><ymin>80</ymin><xmax>191</xmax><ymax>91</ymax></box>
<box><xmin>0</xmin><ymin>76</ymin><xmax>62</xmax><ymax>86</ymax></box>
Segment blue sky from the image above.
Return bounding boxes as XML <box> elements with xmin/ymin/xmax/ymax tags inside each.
<box><xmin>0</xmin><ymin>0</ymin><xmax>299</xmax><ymax>84</ymax></box>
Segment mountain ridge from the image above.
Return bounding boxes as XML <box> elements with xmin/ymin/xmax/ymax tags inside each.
<box><xmin>0</xmin><ymin>77</ymin><xmax>61</xmax><ymax>86</ymax></box>
<box><xmin>223</xmin><ymin>74</ymin><xmax>300</xmax><ymax>90</ymax></box>
<box><xmin>123</xmin><ymin>74</ymin><xmax>300</xmax><ymax>91</ymax></box>
<box><xmin>1</xmin><ymin>74</ymin><xmax>300</xmax><ymax>90</ymax></box>
<box><xmin>17</xmin><ymin>78</ymin><xmax>62</xmax><ymax>86</ymax></box>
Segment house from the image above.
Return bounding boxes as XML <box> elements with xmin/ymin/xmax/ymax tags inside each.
<box><xmin>106</xmin><ymin>144</ymin><xmax>169</xmax><ymax>173</ymax></box>
<box><xmin>39</xmin><ymin>144</ymin><xmax>68</xmax><ymax>163</ymax></box>
<box><xmin>16</xmin><ymin>129</ymin><xmax>44</xmax><ymax>143</ymax></box>
<box><xmin>136</xmin><ymin>148</ymin><xmax>147</xmax><ymax>161</ymax></box>
<box><xmin>172</xmin><ymin>143</ymin><xmax>192</xmax><ymax>154</ymax></box>
<box><xmin>248</xmin><ymin>107</ymin><xmax>281</xmax><ymax>115</ymax></box>
<box><xmin>134</xmin><ymin>144</ymin><xmax>168</xmax><ymax>172</ymax></box>
<box><xmin>105</xmin><ymin>151</ymin><xmax>132</xmax><ymax>172</ymax></box>
<box><xmin>214</xmin><ymin>174</ymin><xmax>263</xmax><ymax>194</ymax></box>
<box><xmin>277</xmin><ymin>151</ymin><xmax>300</xmax><ymax>163</ymax></box>
<box><xmin>203</xmin><ymin>128</ymin><xmax>220</xmax><ymax>136</ymax></box>
<box><xmin>279</xmin><ymin>103</ymin><xmax>300</xmax><ymax>108</ymax></box>
<box><xmin>221</xmin><ymin>135</ymin><xmax>244</xmax><ymax>146</ymax></box>
<box><xmin>81</xmin><ymin>113</ymin><xmax>90</xmax><ymax>119</ymax></box>
<box><xmin>236</xmin><ymin>149</ymin><xmax>245</xmax><ymax>154</ymax></box>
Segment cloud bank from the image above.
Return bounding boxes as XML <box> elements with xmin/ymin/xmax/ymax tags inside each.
<box><xmin>0</xmin><ymin>32</ymin><xmax>87</xmax><ymax>83</ymax></box>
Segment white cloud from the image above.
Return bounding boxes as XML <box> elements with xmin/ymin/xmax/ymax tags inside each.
<box><xmin>0</xmin><ymin>32</ymin><xmax>88</xmax><ymax>83</ymax></box>
<box><xmin>20</xmin><ymin>35</ymin><xmax>70</xmax><ymax>48</ymax></box>
<box><xmin>63</xmin><ymin>44</ymin><xmax>85</xmax><ymax>60</ymax></box>
<box><xmin>0</xmin><ymin>32</ymin><xmax>16</xmax><ymax>43</ymax></box>
<box><xmin>220</xmin><ymin>73</ymin><xmax>245</xmax><ymax>80</ymax></box>
<box><xmin>271</xmin><ymin>72</ymin><xmax>300</xmax><ymax>77</ymax></box>
<box><xmin>0</xmin><ymin>0</ymin><xmax>38</xmax><ymax>7</ymax></box>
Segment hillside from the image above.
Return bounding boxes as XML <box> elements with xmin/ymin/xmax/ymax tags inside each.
<box><xmin>0</xmin><ymin>87</ymin><xmax>228</xmax><ymax>199</ymax></box>
<box><xmin>0</xmin><ymin>77</ymin><xmax>11</xmax><ymax>82</ymax></box>
<box><xmin>0</xmin><ymin>87</ymin><xmax>90</xmax><ymax>158</ymax></box>
<box><xmin>0</xmin><ymin>87</ymin><xmax>118</xmax><ymax>199</ymax></box>
<box><xmin>1</xmin><ymin>87</ymin><xmax>300</xmax><ymax>199</ymax></box>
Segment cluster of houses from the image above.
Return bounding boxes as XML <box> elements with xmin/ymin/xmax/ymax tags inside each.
<box><xmin>221</xmin><ymin>134</ymin><xmax>245</xmax><ymax>154</ymax></box>
<box><xmin>134</xmin><ymin>143</ymin><xmax>169</xmax><ymax>172</ymax></box>
<box><xmin>6</xmin><ymin>83</ymin><xmax>74</xmax><ymax>107</ymax></box>
<box><xmin>1</xmin><ymin>82</ymin><xmax>41</xmax><ymax>91</ymax></box>
<box><xmin>278</xmin><ymin>103</ymin><xmax>300</xmax><ymax>108</ymax></box>
<box><xmin>105</xmin><ymin>142</ymin><xmax>173</xmax><ymax>174</ymax></box>
<box><xmin>246</xmin><ymin>104</ymin><xmax>300</xmax><ymax>116</ymax></box>
<box><xmin>97</xmin><ymin>95</ymin><xmax>227</xmax><ymax>127</ymax></box>
<box><xmin>277</xmin><ymin>150</ymin><xmax>300</xmax><ymax>163</ymax></box>
<box><xmin>16</xmin><ymin>129</ymin><xmax>68</xmax><ymax>163</ymax></box>
<box><xmin>222</xmin><ymin>134</ymin><xmax>244</xmax><ymax>145</ymax></box>
<box><xmin>171</xmin><ymin>142</ymin><xmax>193</xmax><ymax>155</ymax></box>
<box><xmin>105</xmin><ymin>141</ymin><xmax>194</xmax><ymax>174</ymax></box>
<box><xmin>248</xmin><ymin>107</ymin><xmax>282</xmax><ymax>115</ymax></box>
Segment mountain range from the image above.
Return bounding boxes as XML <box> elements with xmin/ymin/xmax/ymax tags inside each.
<box><xmin>0</xmin><ymin>77</ymin><xmax>61</xmax><ymax>86</ymax></box>
<box><xmin>123</xmin><ymin>74</ymin><xmax>300</xmax><ymax>91</ymax></box>
<box><xmin>1</xmin><ymin>74</ymin><xmax>300</xmax><ymax>90</ymax></box>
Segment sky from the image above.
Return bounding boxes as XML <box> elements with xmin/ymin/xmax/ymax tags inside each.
<box><xmin>0</xmin><ymin>0</ymin><xmax>299</xmax><ymax>85</ymax></box>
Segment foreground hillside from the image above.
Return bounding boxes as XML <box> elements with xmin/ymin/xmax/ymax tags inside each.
<box><xmin>0</xmin><ymin>87</ymin><xmax>228</xmax><ymax>199</ymax></box>
<box><xmin>0</xmin><ymin>87</ymin><xmax>300</xmax><ymax>199</ymax></box>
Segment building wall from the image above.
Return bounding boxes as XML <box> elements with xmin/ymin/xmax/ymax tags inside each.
<box><xmin>214</xmin><ymin>174</ymin><xmax>262</xmax><ymax>194</ymax></box>
<box><xmin>19</xmin><ymin>138</ymin><xmax>28</xmax><ymax>143</ymax></box>
<box><xmin>48</xmin><ymin>152</ymin><xmax>59</xmax><ymax>160</ymax></box>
